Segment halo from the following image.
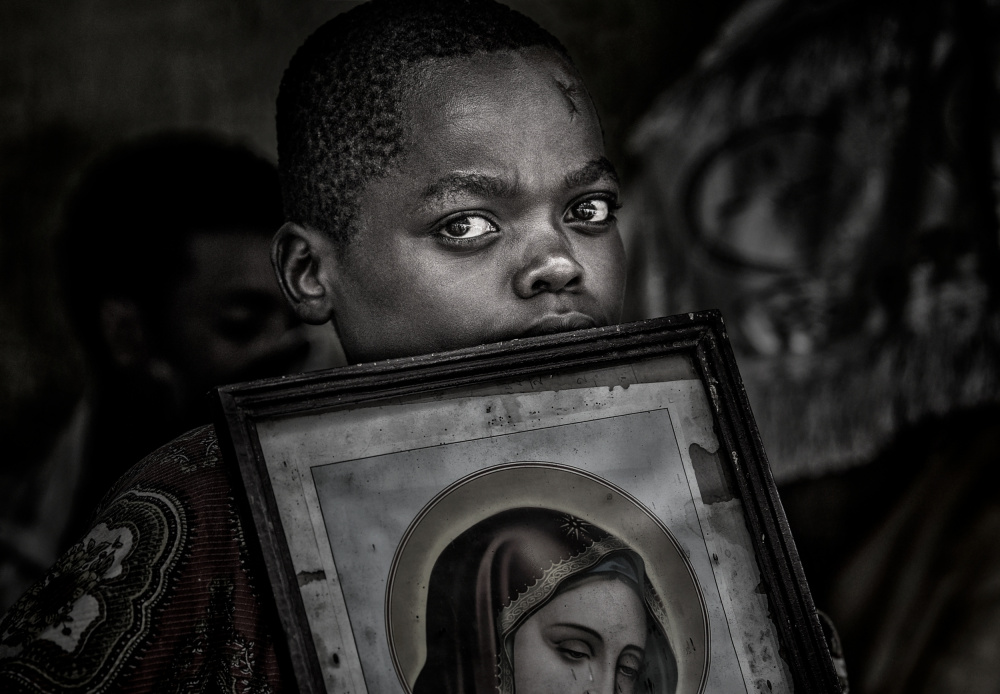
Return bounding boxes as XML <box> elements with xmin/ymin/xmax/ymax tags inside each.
<box><xmin>386</xmin><ymin>462</ymin><xmax>710</xmax><ymax>693</ymax></box>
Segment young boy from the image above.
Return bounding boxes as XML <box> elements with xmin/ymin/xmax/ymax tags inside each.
<box><xmin>0</xmin><ymin>1</ymin><xmax>625</xmax><ymax>691</ymax></box>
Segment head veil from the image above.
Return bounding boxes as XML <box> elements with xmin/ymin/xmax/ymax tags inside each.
<box><xmin>412</xmin><ymin>507</ymin><xmax>678</xmax><ymax>694</ymax></box>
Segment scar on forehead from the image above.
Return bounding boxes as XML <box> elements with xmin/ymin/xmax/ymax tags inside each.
<box><xmin>554</xmin><ymin>78</ymin><xmax>581</xmax><ymax>119</ymax></box>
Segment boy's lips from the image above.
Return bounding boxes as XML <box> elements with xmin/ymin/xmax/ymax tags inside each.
<box><xmin>521</xmin><ymin>313</ymin><xmax>598</xmax><ymax>337</ymax></box>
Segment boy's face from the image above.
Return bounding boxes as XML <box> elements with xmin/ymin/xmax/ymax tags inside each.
<box><xmin>322</xmin><ymin>48</ymin><xmax>626</xmax><ymax>362</ymax></box>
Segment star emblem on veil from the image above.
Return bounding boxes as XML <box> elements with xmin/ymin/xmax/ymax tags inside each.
<box><xmin>559</xmin><ymin>515</ymin><xmax>594</xmax><ymax>541</ymax></box>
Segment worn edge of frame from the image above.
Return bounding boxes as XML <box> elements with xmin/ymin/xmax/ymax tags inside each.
<box><xmin>692</xmin><ymin>315</ymin><xmax>841</xmax><ymax>692</ymax></box>
<box><xmin>214</xmin><ymin>388</ymin><xmax>329</xmax><ymax>694</ymax></box>
<box><xmin>212</xmin><ymin>310</ymin><xmax>842</xmax><ymax>694</ymax></box>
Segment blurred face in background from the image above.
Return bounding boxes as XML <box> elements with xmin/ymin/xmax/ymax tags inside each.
<box><xmin>155</xmin><ymin>230</ymin><xmax>313</xmax><ymax>407</ymax></box>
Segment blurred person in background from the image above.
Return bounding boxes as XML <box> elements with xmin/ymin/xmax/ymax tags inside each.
<box><xmin>622</xmin><ymin>0</ymin><xmax>1000</xmax><ymax>691</ymax></box>
<box><xmin>0</xmin><ymin>131</ymin><xmax>342</xmax><ymax>610</ymax></box>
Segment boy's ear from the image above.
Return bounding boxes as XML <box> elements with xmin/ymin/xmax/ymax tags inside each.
<box><xmin>272</xmin><ymin>222</ymin><xmax>339</xmax><ymax>325</ymax></box>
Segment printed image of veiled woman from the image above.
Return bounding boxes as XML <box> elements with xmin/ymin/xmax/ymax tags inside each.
<box><xmin>411</xmin><ymin>507</ymin><xmax>678</xmax><ymax>694</ymax></box>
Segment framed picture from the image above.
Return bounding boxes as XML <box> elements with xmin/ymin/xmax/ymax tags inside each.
<box><xmin>214</xmin><ymin>311</ymin><xmax>840</xmax><ymax>694</ymax></box>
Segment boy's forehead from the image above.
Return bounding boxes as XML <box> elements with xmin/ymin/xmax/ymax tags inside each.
<box><xmin>344</xmin><ymin>45</ymin><xmax>613</xmax><ymax>239</ymax></box>
<box><xmin>405</xmin><ymin>47</ymin><xmax>595</xmax><ymax>133</ymax></box>
<box><xmin>369</xmin><ymin>49</ymin><xmax>608</xmax><ymax>209</ymax></box>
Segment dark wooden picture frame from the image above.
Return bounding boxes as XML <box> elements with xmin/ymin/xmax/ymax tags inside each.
<box><xmin>214</xmin><ymin>311</ymin><xmax>840</xmax><ymax>694</ymax></box>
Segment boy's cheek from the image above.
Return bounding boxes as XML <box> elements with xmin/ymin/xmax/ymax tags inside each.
<box><xmin>335</xmin><ymin>228</ymin><xmax>627</xmax><ymax>360</ymax></box>
<box><xmin>585</xmin><ymin>230</ymin><xmax>628</xmax><ymax>320</ymax></box>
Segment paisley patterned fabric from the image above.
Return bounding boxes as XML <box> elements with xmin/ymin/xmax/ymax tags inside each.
<box><xmin>0</xmin><ymin>425</ymin><xmax>285</xmax><ymax>693</ymax></box>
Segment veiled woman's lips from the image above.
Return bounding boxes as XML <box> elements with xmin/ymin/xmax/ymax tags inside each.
<box><xmin>521</xmin><ymin>313</ymin><xmax>598</xmax><ymax>337</ymax></box>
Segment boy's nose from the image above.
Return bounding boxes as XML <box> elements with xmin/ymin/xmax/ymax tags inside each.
<box><xmin>512</xmin><ymin>230</ymin><xmax>584</xmax><ymax>298</ymax></box>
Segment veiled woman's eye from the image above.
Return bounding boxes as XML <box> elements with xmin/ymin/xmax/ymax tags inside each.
<box><xmin>618</xmin><ymin>664</ymin><xmax>639</xmax><ymax>679</ymax></box>
<box><xmin>556</xmin><ymin>639</ymin><xmax>592</xmax><ymax>660</ymax></box>
<box><xmin>439</xmin><ymin>215</ymin><xmax>497</xmax><ymax>239</ymax></box>
<box><xmin>565</xmin><ymin>198</ymin><xmax>614</xmax><ymax>224</ymax></box>
<box><xmin>618</xmin><ymin>652</ymin><xmax>643</xmax><ymax>680</ymax></box>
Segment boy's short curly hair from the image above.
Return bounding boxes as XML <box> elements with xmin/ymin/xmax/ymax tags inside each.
<box><xmin>276</xmin><ymin>0</ymin><xmax>570</xmax><ymax>251</ymax></box>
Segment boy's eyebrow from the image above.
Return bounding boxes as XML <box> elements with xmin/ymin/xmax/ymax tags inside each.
<box><xmin>565</xmin><ymin>157</ymin><xmax>620</xmax><ymax>189</ymax></box>
<box><xmin>420</xmin><ymin>172</ymin><xmax>521</xmax><ymax>207</ymax></box>
<box><xmin>418</xmin><ymin>157</ymin><xmax>619</xmax><ymax>210</ymax></box>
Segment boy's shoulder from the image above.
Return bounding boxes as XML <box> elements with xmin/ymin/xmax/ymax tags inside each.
<box><xmin>100</xmin><ymin>424</ymin><xmax>228</xmax><ymax>506</ymax></box>
<box><xmin>0</xmin><ymin>425</ymin><xmax>286</xmax><ymax>693</ymax></box>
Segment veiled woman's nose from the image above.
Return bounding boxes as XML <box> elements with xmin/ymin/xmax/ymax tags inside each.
<box><xmin>587</xmin><ymin>664</ymin><xmax>617</xmax><ymax>694</ymax></box>
<box><xmin>512</xmin><ymin>235</ymin><xmax>584</xmax><ymax>298</ymax></box>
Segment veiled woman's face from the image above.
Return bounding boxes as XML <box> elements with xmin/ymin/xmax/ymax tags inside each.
<box><xmin>512</xmin><ymin>576</ymin><xmax>647</xmax><ymax>694</ymax></box>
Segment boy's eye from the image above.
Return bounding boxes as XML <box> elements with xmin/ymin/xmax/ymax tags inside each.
<box><xmin>438</xmin><ymin>215</ymin><xmax>497</xmax><ymax>239</ymax></box>
<box><xmin>565</xmin><ymin>198</ymin><xmax>614</xmax><ymax>224</ymax></box>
